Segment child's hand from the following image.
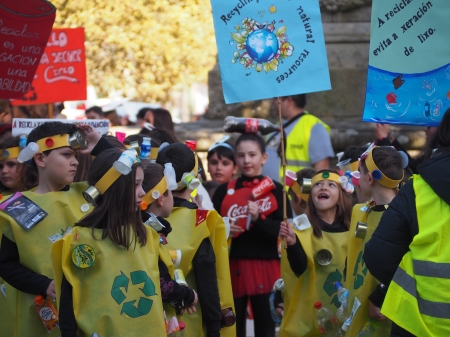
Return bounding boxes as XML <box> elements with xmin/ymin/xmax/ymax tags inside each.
<box><xmin>76</xmin><ymin>124</ymin><xmax>102</xmax><ymax>154</ymax></box>
<box><xmin>248</xmin><ymin>201</ymin><xmax>260</xmax><ymax>222</ymax></box>
<box><xmin>279</xmin><ymin>222</ymin><xmax>296</xmax><ymax>246</ymax></box>
<box><xmin>368</xmin><ymin>300</ymin><xmax>386</xmax><ymax>321</ymax></box>
<box><xmin>46</xmin><ymin>280</ymin><xmax>56</xmax><ymax>300</ymax></box>
<box><xmin>230</xmin><ymin>223</ymin><xmax>244</xmax><ymax>238</ymax></box>
<box><xmin>275</xmin><ymin>303</ymin><xmax>284</xmax><ymax>319</ymax></box>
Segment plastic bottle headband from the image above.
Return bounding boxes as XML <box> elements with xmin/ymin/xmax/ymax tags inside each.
<box><xmin>0</xmin><ymin>147</ymin><xmax>21</xmax><ymax>160</ymax></box>
<box><xmin>140</xmin><ymin>163</ymin><xmax>177</xmax><ymax>210</ymax></box>
<box><xmin>362</xmin><ymin>147</ymin><xmax>404</xmax><ymax>189</ymax></box>
<box><xmin>35</xmin><ymin>132</ymin><xmax>87</xmax><ymax>152</ymax></box>
<box><xmin>208</xmin><ymin>135</ymin><xmax>234</xmax><ymax>153</ymax></box>
<box><xmin>175</xmin><ymin>154</ymin><xmax>199</xmax><ymax>191</ymax></box>
<box><xmin>82</xmin><ymin>149</ymin><xmax>139</xmax><ymax>206</ymax></box>
<box><xmin>302</xmin><ymin>171</ymin><xmax>343</xmax><ymax>194</ymax></box>
<box><xmin>285</xmin><ymin>170</ymin><xmax>309</xmax><ymax>202</ymax></box>
<box><xmin>336</xmin><ymin>158</ymin><xmax>360</xmax><ymax>173</ymax></box>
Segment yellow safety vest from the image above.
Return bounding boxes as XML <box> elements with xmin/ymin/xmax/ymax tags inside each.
<box><xmin>52</xmin><ymin>226</ymin><xmax>166</xmax><ymax>337</ymax></box>
<box><xmin>281</xmin><ymin>113</ymin><xmax>331</xmax><ymax>181</ymax></box>
<box><xmin>279</xmin><ymin>225</ymin><xmax>347</xmax><ymax>337</ymax></box>
<box><xmin>344</xmin><ymin>203</ymin><xmax>391</xmax><ymax>336</ymax></box>
<box><xmin>381</xmin><ymin>175</ymin><xmax>450</xmax><ymax>336</ymax></box>
<box><xmin>0</xmin><ymin>182</ymin><xmax>92</xmax><ymax>337</ymax></box>
<box><xmin>166</xmin><ymin>207</ymin><xmax>236</xmax><ymax>337</ymax></box>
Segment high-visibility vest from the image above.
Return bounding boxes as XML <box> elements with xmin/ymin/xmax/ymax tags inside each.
<box><xmin>381</xmin><ymin>175</ymin><xmax>450</xmax><ymax>336</ymax></box>
<box><xmin>344</xmin><ymin>203</ymin><xmax>391</xmax><ymax>336</ymax></box>
<box><xmin>279</xmin><ymin>224</ymin><xmax>348</xmax><ymax>337</ymax></box>
<box><xmin>281</xmin><ymin>113</ymin><xmax>330</xmax><ymax>181</ymax></box>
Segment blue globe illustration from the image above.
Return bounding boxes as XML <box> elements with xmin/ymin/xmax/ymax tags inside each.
<box><xmin>246</xmin><ymin>29</ymin><xmax>279</xmax><ymax>63</ymax></box>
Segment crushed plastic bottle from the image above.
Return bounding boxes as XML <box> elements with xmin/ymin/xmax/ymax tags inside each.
<box><xmin>334</xmin><ymin>282</ymin><xmax>349</xmax><ymax>324</ymax></box>
<box><xmin>315</xmin><ymin>301</ymin><xmax>339</xmax><ymax>336</ymax></box>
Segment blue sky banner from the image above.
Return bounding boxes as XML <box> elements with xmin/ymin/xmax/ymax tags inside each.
<box><xmin>210</xmin><ymin>0</ymin><xmax>331</xmax><ymax>104</ymax></box>
<box><xmin>363</xmin><ymin>0</ymin><xmax>450</xmax><ymax>126</ymax></box>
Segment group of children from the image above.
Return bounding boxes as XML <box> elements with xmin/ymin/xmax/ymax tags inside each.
<box><xmin>0</xmin><ymin>118</ymin><xmax>412</xmax><ymax>337</ymax></box>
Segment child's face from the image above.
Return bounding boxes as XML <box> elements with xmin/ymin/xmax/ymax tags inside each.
<box><xmin>208</xmin><ymin>152</ymin><xmax>237</xmax><ymax>184</ymax></box>
<box><xmin>43</xmin><ymin>147</ymin><xmax>79</xmax><ymax>187</ymax></box>
<box><xmin>235</xmin><ymin>140</ymin><xmax>267</xmax><ymax>177</ymax></box>
<box><xmin>0</xmin><ymin>159</ymin><xmax>21</xmax><ymax>191</ymax></box>
<box><xmin>311</xmin><ymin>180</ymin><xmax>340</xmax><ymax>213</ymax></box>
<box><xmin>135</xmin><ymin>167</ymin><xmax>145</xmax><ymax>211</ymax></box>
<box><xmin>358</xmin><ymin>168</ymin><xmax>373</xmax><ymax>198</ymax></box>
<box><xmin>160</xmin><ymin>189</ymin><xmax>174</xmax><ymax>218</ymax></box>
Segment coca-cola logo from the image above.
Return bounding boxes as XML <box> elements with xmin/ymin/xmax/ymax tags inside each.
<box><xmin>226</xmin><ymin>196</ymin><xmax>273</xmax><ymax>221</ymax></box>
<box><xmin>253</xmin><ymin>178</ymin><xmax>273</xmax><ymax>197</ymax></box>
<box><xmin>39</xmin><ymin>307</ymin><xmax>54</xmax><ymax>321</ymax></box>
<box><xmin>245</xmin><ymin>118</ymin><xmax>259</xmax><ymax>134</ymax></box>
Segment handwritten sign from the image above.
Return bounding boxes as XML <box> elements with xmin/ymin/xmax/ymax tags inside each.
<box><xmin>362</xmin><ymin>0</ymin><xmax>450</xmax><ymax>126</ymax></box>
<box><xmin>210</xmin><ymin>0</ymin><xmax>330</xmax><ymax>104</ymax></box>
<box><xmin>12</xmin><ymin>118</ymin><xmax>110</xmax><ymax>136</ymax></box>
<box><xmin>0</xmin><ymin>0</ymin><xmax>56</xmax><ymax>99</ymax></box>
<box><xmin>11</xmin><ymin>27</ymin><xmax>87</xmax><ymax>105</ymax></box>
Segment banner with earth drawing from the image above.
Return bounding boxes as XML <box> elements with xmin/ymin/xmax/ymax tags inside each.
<box><xmin>210</xmin><ymin>0</ymin><xmax>331</xmax><ymax>104</ymax></box>
<box><xmin>362</xmin><ymin>0</ymin><xmax>450</xmax><ymax>126</ymax></box>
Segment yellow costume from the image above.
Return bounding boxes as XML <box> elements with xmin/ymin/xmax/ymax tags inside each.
<box><xmin>344</xmin><ymin>202</ymin><xmax>391</xmax><ymax>336</ymax></box>
<box><xmin>52</xmin><ymin>225</ymin><xmax>166</xmax><ymax>336</ymax></box>
<box><xmin>0</xmin><ymin>182</ymin><xmax>91</xmax><ymax>337</ymax></box>
<box><xmin>166</xmin><ymin>207</ymin><xmax>235</xmax><ymax>337</ymax></box>
<box><xmin>280</xmin><ymin>225</ymin><xmax>347</xmax><ymax>337</ymax></box>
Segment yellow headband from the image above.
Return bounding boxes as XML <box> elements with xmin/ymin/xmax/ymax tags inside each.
<box><xmin>0</xmin><ymin>147</ymin><xmax>21</xmax><ymax>160</ymax></box>
<box><xmin>311</xmin><ymin>172</ymin><xmax>342</xmax><ymax>186</ymax></box>
<box><xmin>290</xmin><ymin>180</ymin><xmax>309</xmax><ymax>202</ymax></box>
<box><xmin>349</xmin><ymin>160</ymin><xmax>359</xmax><ymax>172</ymax></box>
<box><xmin>364</xmin><ymin>149</ymin><xmax>403</xmax><ymax>189</ymax></box>
<box><xmin>175</xmin><ymin>154</ymin><xmax>199</xmax><ymax>191</ymax></box>
<box><xmin>95</xmin><ymin>167</ymin><xmax>122</xmax><ymax>195</ymax></box>
<box><xmin>35</xmin><ymin>134</ymin><xmax>72</xmax><ymax>152</ymax></box>
<box><xmin>141</xmin><ymin>176</ymin><xmax>168</xmax><ymax>210</ymax></box>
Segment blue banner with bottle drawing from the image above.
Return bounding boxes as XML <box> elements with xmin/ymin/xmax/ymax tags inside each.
<box><xmin>210</xmin><ymin>0</ymin><xmax>331</xmax><ymax>104</ymax></box>
<box><xmin>363</xmin><ymin>0</ymin><xmax>450</xmax><ymax>126</ymax></box>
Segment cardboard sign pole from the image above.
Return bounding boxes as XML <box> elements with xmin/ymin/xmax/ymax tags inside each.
<box><xmin>278</xmin><ymin>97</ymin><xmax>288</xmax><ymax>249</ymax></box>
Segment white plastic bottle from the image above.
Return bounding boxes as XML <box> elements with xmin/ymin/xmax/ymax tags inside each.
<box><xmin>335</xmin><ymin>282</ymin><xmax>349</xmax><ymax>324</ymax></box>
<box><xmin>17</xmin><ymin>142</ymin><xmax>39</xmax><ymax>163</ymax></box>
<box><xmin>140</xmin><ymin>137</ymin><xmax>152</xmax><ymax>159</ymax></box>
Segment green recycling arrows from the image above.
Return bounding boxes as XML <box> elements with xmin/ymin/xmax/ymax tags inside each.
<box><xmin>110</xmin><ymin>270</ymin><xmax>157</xmax><ymax>318</ymax></box>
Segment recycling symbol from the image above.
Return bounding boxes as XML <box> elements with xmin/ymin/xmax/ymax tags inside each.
<box><xmin>111</xmin><ymin>270</ymin><xmax>156</xmax><ymax>318</ymax></box>
<box><xmin>323</xmin><ymin>268</ymin><xmax>342</xmax><ymax>308</ymax></box>
<box><xmin>353</xmin><ymin>251</ymin><xmax>368</xmax><ymax>290</ymax></box>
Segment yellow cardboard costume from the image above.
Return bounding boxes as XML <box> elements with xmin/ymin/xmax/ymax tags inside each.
<box><xmin>0</xmin><ymin>182</ymin><xmax>91</xmax><ymax>337</ymax></box>
<box><xmin>381</xmin><ymin>175</ymin><xmax>450</xmax><ymax>336</ymax></box>
<box><xmin>344</xmin><ymin>203</ymin><xmax>391</xmax><ymax>336</ymax></box>
<box><xmin>52</xmin><ymin>225</ymin><xmax>166</xmax><ymax>337</ymax></box>
<box><xmin>166</xmin><ymin>207</ymin><xmax>236</xmax><ymax>337</ymax></box>
<box><xmin>280</xmin><ymin>225</ymin><xmax>347</xmax><ymax>337</ymax></box>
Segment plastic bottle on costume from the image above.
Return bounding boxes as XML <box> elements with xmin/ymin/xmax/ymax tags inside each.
<box><xmin>334</xmin><ymin>282</ymin><xmax>350</xmax><ymax>323</ymax></box>
<box><xmin>224</xmin><ymin>116</ymin><xmax>280</xmax><ymax>135</ymax></box>
<box><xmin>19</xmin><ymin>135</ymin><xmax>27</xmax><ymax>149</ymax></box>
<box><xmin>17</xmin><ymin>142</ymin><xmax>39</xmax><ymax>163</ymax></box>
<box><xmin>140</xmin><ymin>137</ymin><xmax>152</xmax><ymax>159</ymax></box>
<box><xmin>34</xmin><ymin>295</ymin><xmax>59</xmax><ymax>332</ymax></box>
<box><xmin>314</xmin><ymin>301</ymin><xmax>339</xmax><ymax>336</ymax></box>
<box><xmin>356</xmin><ymin>318</ymin><xmax>380</xmax><ymax>336</ymax></box>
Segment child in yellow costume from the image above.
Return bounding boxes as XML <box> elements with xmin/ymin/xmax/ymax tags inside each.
<box><xmin>0</xmin><ymin>122</ymin><xmax>107</xmax><ymax>337</ymax></box>
<box><xmin>0</xmin><ymin>136</ymin><xmax>39</xmax><ymax>335</ymax></box>
<box><xmin>279</xmin><ymin>169</ymin><xmax>352</xmax><ymax>337</ymax></box>
<box><xmin>157</xmin><ymin>142</ymin><xmax>236</xmax><ymax>337</ymax></box>
<box><xmin>140</xmin><ymin>161</ymin><xmax>199</xmax><ymax>319</ymax></box>
<box><xmin>344</xmin><ymin>145</ymin><xmax>405</xmax><ymax>336</ymax></box>
<box><xmin>53</xmin><ymin>148</ymin><xmax>167</xmax><ymax>336</ymax></box>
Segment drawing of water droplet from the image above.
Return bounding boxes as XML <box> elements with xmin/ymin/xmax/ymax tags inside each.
<box><xmin>229</xmin><ymin>40</ymin><xmax>234</xmax><ymax>45</ymax></box>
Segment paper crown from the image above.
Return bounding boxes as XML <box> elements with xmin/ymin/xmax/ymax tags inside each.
<box><xmin>83</xmin><ymin>149</ymin><xmax>139</xmax><ymax>206</ymax></box>
<box><xmin>140</xmin><ymin>163</ymin><xmax>177</xmax><ymax>210</ymax></box>
<box><xmin>360</xmin><ymin>145</ymin><xmax>404</xmax><ymax>189</ymax></box>
<box><xmin>0</xmin><ymin>147</ymin><xmax>21</xmax><ymax>160</ymax></box>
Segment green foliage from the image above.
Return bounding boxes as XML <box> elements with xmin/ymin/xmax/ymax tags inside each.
<box><xmin>53</xmin><ymin>0</ymin><xmax>217</xmax><ymax>102</ymax></box>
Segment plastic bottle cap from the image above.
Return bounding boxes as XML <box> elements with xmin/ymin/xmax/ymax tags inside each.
<box><xmin>35</xmin><ymin>295</ymin><xmax>45</xmax><ymax>306</ymax></box>
<box><xmin>314</xmin><ymin>301</ymin><xmax>322</xmax><ymax>309</ymax></box>
<box><xmin>80</xmin><ymin>204</ymin><xmax>90</xmax><ymax>213</ymax></box>
<box><xmin>179</xmin><ymin>321</ymin><xmax>186</xmax><ymax>330</ymax></box>
<box><xmin>335</xmin><ymin>281</ymin><xmax>343</xmax><ymax>289</ymax></box>
<box><xmin>342</xmin><ymin>323</ymin><xmax>349</xmax><ymax>332</ymax></box>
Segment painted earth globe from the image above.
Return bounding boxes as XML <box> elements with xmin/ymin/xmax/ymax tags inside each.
<box><xmin>245</xmin><ymin>29</ymin><xmax>279</xmax><ymax>63</ymax></box>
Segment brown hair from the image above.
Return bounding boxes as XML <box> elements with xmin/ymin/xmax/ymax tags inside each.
<box><xmin>76</xmin><ymin>149</ymin><xmax>146</xmax><ymax>249</ymax></box>
<box><xmin>306</xmin><ymin>169</ymin><xmax>352</xmax><ymax>238</ymax></box>
<box><xmin>360</xmin><ymin>146</ymin><xmax>403</xmax><ymax>181</ymax></box>
<box><xmin>142</xmin><ymin>161</ymin><xmax>168</xmax><ymax>196</ymax></box>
